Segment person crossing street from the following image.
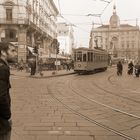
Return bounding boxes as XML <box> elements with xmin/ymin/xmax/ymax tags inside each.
<box><xmin>117</xmin><ymin>61</ymin><xmax>123</xmax><ymax>76</ymax></box>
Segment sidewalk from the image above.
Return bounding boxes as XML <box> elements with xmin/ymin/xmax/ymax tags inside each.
<box><xmin>11</xmin><ymin>69</ymin><xmax>76</xmax><ymax>78</ymax></box>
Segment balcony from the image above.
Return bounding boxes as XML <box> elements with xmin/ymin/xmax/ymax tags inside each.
<box><xmin>0</xmin><ymin>18</ymin><xmax>29</xmax><ymax>25</ymax></box>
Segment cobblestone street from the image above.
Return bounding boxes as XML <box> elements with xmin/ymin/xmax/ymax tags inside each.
<box><xmin>11</xmin><ymin>72</ymin><xmax>97</xmax><ymax>140</ymax></box>
<box><xmin>10</xmin><ymin>66</ymin><xmax>140</xmax><ymax>140</ymax></box>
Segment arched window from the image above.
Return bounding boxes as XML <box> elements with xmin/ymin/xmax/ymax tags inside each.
<box><xmin>6</xmin><ymin>8</ymin><xmax>12</xmax><ymax>21</ymax></box>
<box><xmin>4</xmin><ymin>1</ymin><xmax>14</xmax><ymax>21</ymax></box>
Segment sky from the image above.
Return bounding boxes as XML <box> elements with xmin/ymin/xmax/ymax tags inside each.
<box><xmin>53</xmin><ymin>0</ymin><xmax>140</xmax><ymax>47</ymax></box>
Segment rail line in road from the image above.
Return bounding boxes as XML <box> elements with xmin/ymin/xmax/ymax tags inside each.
<box><xmin>47</xmin><ymin>75</ymin><xmax>139</xmax><ymax>140</ymax></box>
<box><xmin>108</xmin><ymin>74</ymin><xmax>140</xmax><ymax>95</ymax></box>
<box><xmin>91</xmin><ymin>74</ymin><xmax>140</xmax><ymax>104</ymax></box>
<box><xmin>73</xmin><ymin>82</ymin><xmax>140</xmax><ymax>120</ymax></box>
<box><xmin>69</xmin><ymin>75</ymin><xmax>140</xmax><ymax>118</ymax></box>
<box><xmin>48</xmin><ymin>89</ymin><xmax>136</xmax><ymax>140</ymax></box>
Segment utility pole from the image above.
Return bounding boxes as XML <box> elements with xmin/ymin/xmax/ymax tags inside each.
<box><xmin>33</xmin><ymin>45</ymin><xmax>39</xmax><ymax>74</ymax></box>
<box><xmin>55</xmin><ymin>41</ymin><xmax>60</xmax><ymax>73</ymax></box>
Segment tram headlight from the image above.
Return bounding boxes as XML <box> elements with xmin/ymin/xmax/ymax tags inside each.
<box><xmin>78</xmin><ymin>64</ymin><xmax>81</xmax><ymax>67</ymax></box>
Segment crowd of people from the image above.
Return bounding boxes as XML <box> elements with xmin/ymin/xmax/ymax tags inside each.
<box><xmin>14</xmin><ymin>58</ymin><xmax>74</xmax><ymax>76</ymax></box>
<box><xmin>117</xmin><ymin>60</ymin><xmax>140</xmax><ymax>77</ymax></box>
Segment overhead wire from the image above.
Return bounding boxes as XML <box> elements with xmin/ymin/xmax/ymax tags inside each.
<box><xmin>57</xmin><ymin>0</ymin><xmax>62</xmax><ymax>15</ymax></box>
<box><xmin>100</xmin><ymin>0</ymin><xmax>113</xmax><ymax>16</ymax></box>
<box><xmin>57</xmin><ymin>0</ymin><xmax>140</xmax><ymax>46</ymax></box>
<box><xmin>60</xmin><ymin>15</ymin><xmax>90</xmax><ymax>33</ymax></box>
<box><xmin>57</xmin><ymin>0</ymin><xmax>91</xmax><ymax>33</ymax></box>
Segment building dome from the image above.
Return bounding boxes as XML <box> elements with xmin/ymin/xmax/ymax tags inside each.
<box><xmin>109</xmin><ymin>5</ymin><xmax>120</xmax><ymax>28</ymax></box>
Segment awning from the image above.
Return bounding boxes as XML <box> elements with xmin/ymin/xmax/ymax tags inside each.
<box><xmin>27</xmin><ymin>47</ymin><xmax>37</xmax><ymax>56</ymax></box>
<box><xmin>28</xmin><ymin>46</ymin><xmax>34</xmax><ymax>52</ymax></box>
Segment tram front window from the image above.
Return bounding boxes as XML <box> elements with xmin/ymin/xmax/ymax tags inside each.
<box><xmin>77</xmin><ymin>52</ymin><xmax>82</xmax><ymax>61</ymax></box>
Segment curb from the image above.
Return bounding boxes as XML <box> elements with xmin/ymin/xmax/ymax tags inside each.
<box><xmin>11</xmin><ymin>72</ymin><xmax>76</xmax><ymax>79</ymax></box>
<box><xmin>32</xmin><ymin>72</ymin><xmax>76</xmax><ymax>79</ymax></box>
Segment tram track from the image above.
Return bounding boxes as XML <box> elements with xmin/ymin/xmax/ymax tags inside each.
<box><xmin>90</xmin><ymin>74</ymin><xmax>140</xmax><ymax>104</ymax></box>
<box><xmin>46</xmin><ymin>75</ymin><xmax>140</xmax><ymax>140</ymax></box>
<box><xmin>48</xmin><ymin>88</ymin><xmax>136</xmax><ymax>140</ymax></box>
<box><xmin>108</xmin><ymin>74</ymin><xmax>140</xmax><ymax>94</ymax></box>
<box><xmin>69</xmin><ymin>75</ymin><xmax>140</xmax><ymax>119</ymax></box>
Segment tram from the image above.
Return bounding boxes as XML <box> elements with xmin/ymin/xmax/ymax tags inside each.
<box><xmin>73</xmin><ymin>47</ymin><xmax>109</xmax><ymax>74</ymax></box>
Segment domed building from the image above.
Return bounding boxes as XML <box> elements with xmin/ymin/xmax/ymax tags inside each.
<box><xmin>90</xmin><ymin>5</ymin><xmax>140</xmax><ymax>61</ymax></box>
<box><xmin>109</xmin><ymin>5</ymin><xmax>120</xmax><ymax>28</ymax></box>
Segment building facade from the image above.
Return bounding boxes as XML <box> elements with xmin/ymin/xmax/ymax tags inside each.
<box><xmin>90</xmin><ymin>5</ymin><xmax>140</xmax><ymax>60</ymax></box>
<box><xmin>0</xmin><ymin>0</ymin><xmax>59</xmax><ymax>62</ymax></box>
<box><xmin>57</xmin><ymin>22</ymin><xmax>74</xmax><ymax>55</ymax></box>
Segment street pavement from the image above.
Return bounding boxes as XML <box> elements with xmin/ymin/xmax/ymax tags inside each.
<box><xmin>10</xmin><ymin>66</ymin><xmax>140</xmax><ymax>140</ymax></box>
<box><xmin>11</xmin><ymin>69</ymin><xmax>92</xmax><ymax>140</ymax></box>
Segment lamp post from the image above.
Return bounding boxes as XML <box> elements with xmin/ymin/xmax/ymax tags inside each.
<box><xmin>55</xmin><ymin>42</ymin><xmax>60</xmax><ymax>72</ymax></box>
<box><xmin>33</xmin><ymin>45</ymin><xmax>39</xmax><ymax>74</ymax></box>
<box><xmin>34</xmin><ymin>39</ymin><xmax>41</xmax><ymax>74</ymax></box>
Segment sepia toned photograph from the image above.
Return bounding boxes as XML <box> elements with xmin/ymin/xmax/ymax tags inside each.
<box><xmin>0</xmin><ymin>0</ymin><xmax>140</xmax><ymax>140</ymax></box>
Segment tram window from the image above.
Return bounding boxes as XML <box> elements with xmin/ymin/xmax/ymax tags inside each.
<box><xmin>105</xmin><ymin>55</ymin><xmax>107</xmax><ymax>61</ymax></box>
<box><xmin>83</xmin><ymin>53</ymin><xmax>87</xmax><ymax>62</ymax></box>
<box><xmin>88</xmin><ymin>52</ymin><xmax>90</xmax><ymax>61</ymax></box>
<box><xmin>102</xmin><ymin>56</ymin><xmax>104</xmax><ymax>61</ymax></box>
<box><xmin>93</xmin><ymin>54</ymin><xmax>96</xmax><ymax>61</ymax></box>
<box><xmin>74</xmin><ymin>53</ymin><xmax>76</xmax><ymax>61</ymax></box>
<box><xmin>105</xmin><ymin>55</ymin><xmax>106</xmax><ymax>61</ymax></box>
<box><xmin>77</xmin><ymin>52</ymin><xmax>82</xmax><ymax>61</ymax></box>
<box><xmin>94</xmin><ymin>54</ymin><xmax>96</xmax><ymax>61</ymax></box>
<box><xmin>101</xmin><ymin>55</ymin><xmax>103</xmax><ymax>61</ymax></box>
<box><xmin>95</xmin><ymin>55</ymin><xmax>97</xmax><ymax>61</ymax></box>
<box><xmin>91</xmin><ymin>53</ymin><xmax>93</xmax><ymax>62</ymax></box>
<box><xmin>97</xmin><ymin>56</ymin><xmax>99</xmax><ymax>61</ymax></box>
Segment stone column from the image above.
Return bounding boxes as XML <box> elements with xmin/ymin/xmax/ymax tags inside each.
<box><xmin>18</xmin><ymin>27</ymin><xmax>27</xmax><ymax>62</ymax></box>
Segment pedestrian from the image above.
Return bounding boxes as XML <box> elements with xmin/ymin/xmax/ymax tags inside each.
<box><xmin>128</xmin><ymin>61</ymin><xmax>134</xmax><ymax>75</ymax></box>
<box><xmin>30</xmin><ymin>59</ymin><xmax>36</xmax><ymax>76</ymax></box>
<box><xmin>0</xmin><ymin>42</ymin><xmax>17</xmax><ymax>140</ymax></box>
<box><xmin>134</xmin><ymin>62</ymin><xmax>140</xmax><ymax>77</ymax></box>
<box><xmin>117</xmin><ymin>61</ymin><xmax>123</xmax><ymax>76</ymax></box>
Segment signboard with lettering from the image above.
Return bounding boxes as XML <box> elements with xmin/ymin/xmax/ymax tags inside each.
<box><xmin>55</xmin><ymin>61</ymin><xmax>61</xmax><ymax>65</ymax></box>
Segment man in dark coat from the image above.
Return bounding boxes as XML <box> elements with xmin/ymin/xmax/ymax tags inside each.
<box><xmin>128</xmin><ymin>61</ymin><xmax>134</xmax><ymax>75</ymax></box>
<box><xmin>0</xmin><ymin>42</ymin><xmax>17</xmax><ymax>140</ymax></box>
<box><xmin>30</xmin><ymin>59</ymin><xmax>36</xmax><ymax>76</ymax></box>
<box><xmin>117</xmin><ymin>61</ymin><xmax>123</xmax><ymax>76</ymax></box>
<box><xmin>134</xmin><ymin>62</ymin><xmax>140</xmax><ymax>77</ymax></box>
